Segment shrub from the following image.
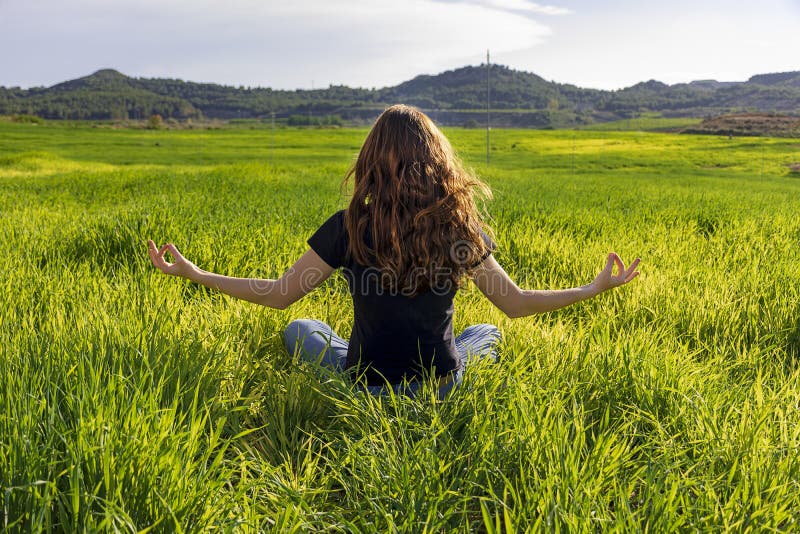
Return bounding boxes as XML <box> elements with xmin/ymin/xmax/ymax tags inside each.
<box><xmin>287</xmin><ymin>114</ymin><xmax>343</xmax><ymax>127</ymax></box>
<box><xmin>11</xmin><ymin>114</ymin><xmax>44</xmax><ymax>124</ymax></box>
<box><xmin>146</xmin><ymin>114</ymin><xmax>164</xmax><ymax>130</ymax></box>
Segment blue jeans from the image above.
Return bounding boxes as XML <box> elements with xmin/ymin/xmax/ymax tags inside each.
<box><xmin>282</xmin><ymin>319</ymin><xmax>502</xmax><ymax>399</ymax></box>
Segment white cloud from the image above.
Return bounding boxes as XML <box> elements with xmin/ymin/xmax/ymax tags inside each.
<box><xmin>11</xmin><ymin>0</ymin><xmax>796</xmax><ymax>92</ymax></box>
<box><xmin>464</xmin><ymin>0</ymin><xmax>572</xmax><ymax>15</ymax></box>
<box><xmin>497</xmin><ymin>0</ymin><xmax>800</xmax><ymax>90</ymax></box>
<box><xmin>0</xmin><ymin>0</ymin><xmax>554</xmax><ymax>88</ymax></box>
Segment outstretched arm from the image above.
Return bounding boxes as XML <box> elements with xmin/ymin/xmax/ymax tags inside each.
<box><xmin>472</xmin><ymin>252</ymin><xmax>640</xmax><ymax>318</ymax></box>
<box><xmin>147</xmin><ymin>240</ymin><xmax>334</xmax><ymax>309</ymax></box>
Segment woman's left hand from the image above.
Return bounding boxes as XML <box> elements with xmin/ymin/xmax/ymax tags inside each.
<box><xmin>589</xmin><ymin>252</ymin><xmax>640</xmax><ymax>294</ymax></box>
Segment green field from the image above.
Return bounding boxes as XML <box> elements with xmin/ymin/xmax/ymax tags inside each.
<box><xmin>2</xmin><ymin>119</ymin><xmax>800</xmax><ymax>531</ymax></box>
<box><xmin>579</xmin><ymin>116</ymin><xmax>703</xmax><ymax>132</ymax></box>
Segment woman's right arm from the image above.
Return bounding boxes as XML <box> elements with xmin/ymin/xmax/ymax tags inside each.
<box><xmin>148</xmin><ymin>240</ymin><xmax>334</xmax><ymax>309</ymax></box>
<box><xmin>472</xmin><ymin>253</ymin><xmax>640</xmax><ymax>318</ymax></box>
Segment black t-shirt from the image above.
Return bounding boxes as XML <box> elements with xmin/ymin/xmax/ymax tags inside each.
<box><xmin>307</xmin><ymin>210</ymin><xmax>494</xmax><ymax>386</ymax></box>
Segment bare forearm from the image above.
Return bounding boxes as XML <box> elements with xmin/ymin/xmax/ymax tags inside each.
<box><xmin>474</xmin><ymin>254</ymin><xmax>639</xmax><ymax>319</ymax></box>
<box><xmin>507</xmin><ymin>284</ymin><xmax>601</xmax><ymax>318</ymax></box>
<box><xmin>149</xmin><ymin>242</ymin><xmax>333</xmax><ymax>309</ymax></box>
<box><xmin>189</xmin><ymin>269</ymin><xmax>288</xmax><ymax>308</ymax></box>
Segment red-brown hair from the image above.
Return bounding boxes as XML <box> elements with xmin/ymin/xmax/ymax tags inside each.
<box><xmin>344</xmin><ymin>104</ymin><xmax>492</xmax><ymax>296</ymax></box>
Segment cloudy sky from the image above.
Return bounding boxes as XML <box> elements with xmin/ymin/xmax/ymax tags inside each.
<box><xmin>1</xmin><ymin>0</ymin><xmax>798</xmax><ymax>90</ymax></box>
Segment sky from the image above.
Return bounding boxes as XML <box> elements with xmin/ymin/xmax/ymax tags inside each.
<box><xmin>1</xmin><ymin>0</ymin><xmax>798</xmax><ymax>90</ymax></box>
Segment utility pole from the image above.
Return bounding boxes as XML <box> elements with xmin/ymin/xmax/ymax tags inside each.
<box><xmin>271</xmin><ymin>111</ymin><xmax>275</xmax><ymax>166</ymax></box>
<box><xmin>486</xmin><ymin>49</ymin><xmax>490</xmax><ymax>166</ymax></box>
<box><xmin>572</xmin><ymin>133</ymin><xmax>575</xmax><ymax>176</ymax></box>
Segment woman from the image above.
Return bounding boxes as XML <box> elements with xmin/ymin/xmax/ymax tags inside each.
<box><xmin>148</xmin><ymin>105</ymin><xmax>640</xmax><ymax>398</ymax></box>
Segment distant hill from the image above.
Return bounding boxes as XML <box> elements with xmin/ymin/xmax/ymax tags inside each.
<box><xmin>1</xmin><ymin>69</ymin><xmax>201</xmax><ymax>120</ymax></box>
<box><xmin>1</xmin><ymin>65</ymin><xmax>799</xmax><ymax>127</ymax></box>
<box><xmin>748</xmin><ymin>72</ymin><xmax>800</xmax><ymax>88</ymax></box>
<box><xmin>682</xmin><ymin>113</ymin><xmax>800</xmax><ymax>137</ymax></box>
<box><xmin>686</xmin><ymin>80</ymin><xmax>739</xmax><ymax>91</ymax></box>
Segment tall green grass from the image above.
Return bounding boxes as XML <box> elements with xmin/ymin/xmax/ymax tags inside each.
<box><xmin>2</xmin><ymin>120</ymin><xmax>800</xmax><ymax>530</ymax></box>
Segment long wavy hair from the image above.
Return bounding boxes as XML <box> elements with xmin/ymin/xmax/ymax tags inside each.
<box><xmin>344</xmin><ymin>104</ymin><xmax>492</xmax><ymax>296</ymax></box>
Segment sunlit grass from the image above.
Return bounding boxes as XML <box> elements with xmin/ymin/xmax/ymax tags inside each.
<box><xmin>579</xmin><ymin>116</ymin><xmax>703</xmax><ymax>132</ymax></box>
<box><xmin>1</xmin><ymin>121</ymin><xmax>800</xmax><ymax>530</ymax></box>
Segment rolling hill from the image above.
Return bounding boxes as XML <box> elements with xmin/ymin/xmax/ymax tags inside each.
<box><xmin>1</xmin><ymin>65</ymin><xmax>798</xmax><ymax>127</ymax></box>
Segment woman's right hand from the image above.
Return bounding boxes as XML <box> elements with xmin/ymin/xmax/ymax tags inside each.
<box><xmin>147</xmin><ymin>240</ymin><xmax>199</xmax><ymax>279</ymax></box>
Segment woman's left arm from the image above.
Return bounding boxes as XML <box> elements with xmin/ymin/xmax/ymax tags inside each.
<box><xmin>472</xmin><ymin>252</ymin><xmax>640</xmax><ymax>318</ymax></box>
<box><xmin>147</xmin><ymin>240</ymin><xmax>334</xmax><ymax>309</ymax></box>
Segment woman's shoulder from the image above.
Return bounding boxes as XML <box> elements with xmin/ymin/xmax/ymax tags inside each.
<box><xmin>325</xmin><ymin>209</ymin><xmax>346</xmax><ymax>224</ymax></box>
<box><xmin>316</xmin><ymin>209</ymin><xmax>346</xmax><ymax>228</ymax></box>
<box><xmin>307</xmin><ymin>210</ymin><xmax>349</xmax><ymax>269</ymax></box>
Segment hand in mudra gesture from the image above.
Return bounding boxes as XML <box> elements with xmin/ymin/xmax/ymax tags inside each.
<box><xmin>148</xmin><ymin>240</ymin><xmax>198</xmax><ymax>279</ymax></box>
<box><xmin>590</xmin><ymin>252</ymin><xmax>640</xmax><ymax>294</ymax></box>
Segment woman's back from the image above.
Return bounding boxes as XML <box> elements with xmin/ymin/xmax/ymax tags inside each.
<box><xmin>308</xmin><ymin>209</ymin><xmax>489</xmax><ymax>384</ymax></box>
<box><xmin>308</xmin><ymin>105</ymin><xmax>496</xmax><ymax>384</ymax></box>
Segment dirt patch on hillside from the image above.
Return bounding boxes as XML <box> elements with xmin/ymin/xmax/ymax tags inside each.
<box><xmin>682</xmin><ymin>113</ymin><xmax>800</xmax><ymax>137</ymax></box>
